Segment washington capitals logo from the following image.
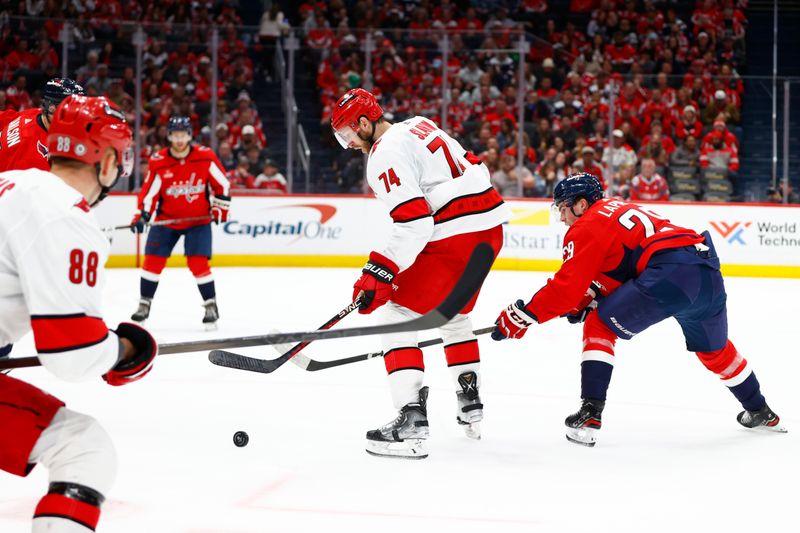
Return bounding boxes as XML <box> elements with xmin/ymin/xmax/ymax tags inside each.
<box><xmin>165</xmin><ymin>173</ymin><xmax>204</xmax><ymax>203</ymax></box>
<box><xmin>710</xmin><ymin>221</ymin><xmax>751</xmax><ymax>245</ymax></box>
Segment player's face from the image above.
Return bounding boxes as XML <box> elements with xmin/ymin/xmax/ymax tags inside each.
<box><xmin>169</xmin><ymin>130</ymin><xmax>192</xmax><ymax>151</ymax></box>
<box><xmin>557</xmin><ymin>199</ymin><xmax>587</xmax><ymax>226</ymax></box>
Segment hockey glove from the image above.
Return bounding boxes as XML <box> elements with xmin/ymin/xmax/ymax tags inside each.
<box><xmin>130</xmin><ymin>210</ymin><xmax>151</xmax><ymax>233</ymax></box>
<box><xmin>352</xmin><ymin>251</ymin><xmax>398</xmax><ymax>314</ymax></box>
<box><xmin>210</xmin><ymin>195</ymin><xmax>231</xmax><ymax>224</ymax></box>
<box><xmin>103</xmin><ymin>322</ymin><xmax>157</xmax><ymax>386</ymax></box>
<box><xmin>563</xmin><ymin>282</ymin><xmax>605</xmax><ymax>324</ymax></box>
<box><xmin>493</xmin><ymin>299</ymin><xmax>538</xmax><ymax>340</ymax></box>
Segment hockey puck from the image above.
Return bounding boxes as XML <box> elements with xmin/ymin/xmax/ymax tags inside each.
<box><xmin>233</xmin><ymin>431</ymin><xmax>249</xmax><ymax>447</ymax></box>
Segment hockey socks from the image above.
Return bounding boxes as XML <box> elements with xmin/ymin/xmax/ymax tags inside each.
<box><xmin>696</xmin><ymin>340</ymin><xmax>766</xmax><ymax>412</ymax></box>
<box><xmin>581</xmin><ymin>361</ymin><xmax>614</xmax><ymax>401</ymax></box>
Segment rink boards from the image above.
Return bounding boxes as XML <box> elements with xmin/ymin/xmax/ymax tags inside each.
<box><xmin>99</xmin><ymin>194</ymin><xmax>800</xmax><ymax>278</ymax></box>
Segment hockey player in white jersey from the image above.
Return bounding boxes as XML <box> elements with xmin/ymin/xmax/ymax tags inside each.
<box><xmin>332</xmin><ymin>88</ymin><xmax>509</xmax><ymax>459</ymax></box>
<box><xmin>0</xmin><ymin>95</ymin><xmax>157</xmax><ymax>532</ymax></box>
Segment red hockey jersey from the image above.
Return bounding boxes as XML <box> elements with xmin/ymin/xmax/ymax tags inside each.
<box><xmin>137</xmin><ymin>145</ymin><xmax>230</xmax><ymax>230</ymax></box>
<box><xmin>528</xmin><ymin>198</ymin><xmax>704</xmax><ymax>323</ymax></box>
<box><xmin>0</xmin><ymin>109</ymin><xmax>50</xmax><ymax>172</ymax></box>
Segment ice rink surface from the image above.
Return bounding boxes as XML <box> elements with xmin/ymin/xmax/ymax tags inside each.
<box><xmin>1</xmin><ymin>266</ymin><xmax>798</xmax><ymax>533</ymax></box>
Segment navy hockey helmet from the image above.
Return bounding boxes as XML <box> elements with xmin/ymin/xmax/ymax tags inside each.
<box><xmin>42</xmin><ymin>78</ymin><xmax>85</xmax><ymax>112</ymax></box>
<box><xmin>167</xmin><ymin>115</ymin><xmax>192</xmax><ymax>134</ymax></box>
<box><xmin>553</xmin><ymin>172</ymin><xmax>604</xmax><ymax>208</ymax></box>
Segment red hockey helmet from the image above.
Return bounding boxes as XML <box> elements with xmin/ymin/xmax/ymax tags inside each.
<box><xmin>330</xmin><ymin>88</ymin><xmax>383</xmax><ymax>149</ymax></box>
<box><xmin>48</xmin><ymin>95</ymin><xmax>134</xmax><ymax>179</ymax></box>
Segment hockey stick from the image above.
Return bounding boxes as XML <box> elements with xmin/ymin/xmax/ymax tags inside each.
<box><xmin>0</xmin><ymin>243</ymin><xmax>495</xmax><ymax>372</ymax></box>
<box><xmin>206</xmin><ymin>242</ymin><xmax>495</xmax><ymax>373</ymax></box>
<box><xmin>0</xmin><ymin>302</ymin><xmax>356</xmax><ymax>372</ymax></box>
<box><xmin>105</xmin><ymin>215</ymin><xmax>212</xmax><ymax>232</ymax></box>
<box><xmin>288</xmin><ymin>326</ymin><xmax>497</xmax><ymax>372</ymax></box>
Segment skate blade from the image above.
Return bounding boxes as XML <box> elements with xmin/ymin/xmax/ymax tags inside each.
<box><xmin>204</xmin><ymin>322</ymin><xmax>218</xmax><ymax>332</ymax></box>
<box><xmin>744</xmin><ymin>423</ymin><xmax>788</xmax><ymax>434</ymax></box>
<box><xmin>461</xmin><ymin>421</ymin><xmax>481</xmax><ymax>440</ymax></box>
<box><xmin>365</xmin><ymin>438</ymin><xmax>428</xmax><ymax>459</ymax></box>
<box><xmin>565</xmin><ymin>426</ymin><xmax>598</xmax><ymax>447</ymax></box>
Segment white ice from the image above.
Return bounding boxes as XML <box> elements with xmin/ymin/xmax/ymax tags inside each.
<box><xmin>1</xmin><ymin>267</ymin><xmax>798</xmax><ymax>533</ymax></box>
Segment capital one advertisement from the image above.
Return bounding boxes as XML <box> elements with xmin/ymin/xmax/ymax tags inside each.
<box><xmin>98</xmin><ymin>195</ymin><xmax>799</xmax><ymax>277</ymax></box>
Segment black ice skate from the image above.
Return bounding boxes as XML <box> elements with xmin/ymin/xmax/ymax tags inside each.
<box><xmin>131</xmin><ymin>298</ymin><xmax>152</xmax><ymax>323</ymax></box>
<box><xmin>366</xmin><ymin>387</ymin><xmax>429</xmax><ymax>459</ymax></box>
<box><xmin>737</xmin><ymin>404</ymin><xmax>787</xmax><ymax>433</ymax></box>
<box><xmin>456</xmin><ymin>371</ymin><xmax>483</xmax><ymax>440</ymax></box>
<box><xmin>565</xmin><ymin>399</ymin><xmax>605</xmax><ymax>447</ymax></box>
<box><xmin>202</xmin><ymin>299</ymin><xmax>219</xmax><ymax>330</ymax></box>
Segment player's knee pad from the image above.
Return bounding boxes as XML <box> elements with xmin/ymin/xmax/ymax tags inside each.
<box><xmin>380</xmin><ymin>302</ymin><xmax>419</xmax><ymax>353</ymax></box>
<box><xmin>33</xmin><ymin>481</ymin><xmax>105</xmax><ymax>532</ymax></box>
<box><xmin>142</xmin><ymin>255</ymin><xmax>168</xmax><ymax>279</ymax></box>
<box><xmin>439</xmin><ymin>314</ymin><xmax>480</xmax><ymax>368</ymax></box>
<box><xmin>696</xmin><ymin>340</ymin><xmax>749</xmax><ymax>384</ymax></box>
<box><xmin>439</xmin><ymin>313</ymin><xmax>474</xmax><ymax>345</ymax></box>
<box><xmin>30</xmin><ymin>409</ymin><xmax>117</xmax><ymax>497</ymax></box>
<box><xmin>186</xmin><ymin>255</ymin><xmax>212</xmax><ymax>281</ymax></box>
<box><xmin>582</xmin><ymin>312</ymin><xmax>618</xmax><ymax>365</ymax></box>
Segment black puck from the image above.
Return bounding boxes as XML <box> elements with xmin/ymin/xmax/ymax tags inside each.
<box><xmin>233</xmin><ymin>431</ymin><xmax>249</xmax><ymax>447</ymax></box>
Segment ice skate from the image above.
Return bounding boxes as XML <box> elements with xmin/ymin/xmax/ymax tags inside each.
<box><xmin>366</xmin><ymin>387</ymin><xmax>429</xmax><ymax>459</ymax></box>
<box><xmin>130</xmin><ymin>298</ymin><xmax>152</xmax><ymax>323</ymax></box>
<box><xmin>565</xmin><ymin>399</ymin><xmax>605</xmax><ymax>447</ymax></box>
<box><xmin>456</xmin><ymin>371</ymin><xmax>483</xmax><ymax>440</ymax></box>
<box><xmin>202</xmin><ymin>299</ymin><xmax>219</xmax><ymax>331</ymax></box>
<box><xmin>737</xmin><ymin>404</ymin><xmax>787</xmax><ymax>433</ymax></box>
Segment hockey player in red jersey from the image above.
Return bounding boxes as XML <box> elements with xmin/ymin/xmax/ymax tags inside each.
<box><xmin>0</xmin><ymin>95</ymin><xmax>157</xmax><ymax>532</ymax></box>
<box><xmin>130</xmin><ymin>115</ymin><xmax>231</xmax><ymax>329</ymax></box>
<box><xmin>493</xmin><ymin>173</ymin><xmax>785</xmax><ymax>446</ymax></box>
<box><xmin>0</xmin><ymin>78</ymin><xmax>85</xmax><ymax>172</ymax></box>
<box><xmin>332</xmin><ymin>88</ymin><xmax>509</xmax><ymax>458</ymax></box>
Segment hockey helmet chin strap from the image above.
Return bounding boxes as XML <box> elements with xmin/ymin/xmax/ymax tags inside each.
<box><xmin>356</xmin><ymin>116</ymin><xmax>380</xmax><ymax>148</ymax></box>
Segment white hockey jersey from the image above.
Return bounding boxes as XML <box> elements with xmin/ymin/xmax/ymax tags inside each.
<box><xmin>367</xmin><ymin>116</ymin><xmax>509</xmax><ymax>270</ymax></box>
<box><xmin>0</xmin><ymin>169</ymin><xmax>119</xmax><ymax>381</ymax></box>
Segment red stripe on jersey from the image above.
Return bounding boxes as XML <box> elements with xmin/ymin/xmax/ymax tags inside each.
<box><xmin>444</xmin><ymin>339</ymin><xmax>480</xmax><ymax>367</ymax></box>
<box><xmin>433</xmin><ymin>187</ymin><xmax>504</xmax><ymax>224</ymax></box>
<box><xmin>34</xmin><ymin>494</ymin><xmax>101</xmax><ymax>531</ymax></box>
<box><xmin>464</xmin><ymin>151</ymin><xmax>482</xmax><ymax>165</ymax></box>
<box><xmin>384</xmin><ymin>347</ymin><xmax>424</xmax><ymax>374</ymax></box>
<box><xmin>390</xmin><ymin>197</ymin><xmax>431</xmax><ymax>223</ymax></box>
<box><xmin>635</xmin><ymin>231</ymin><xmax>706</xmax><ymax>274</ymax></box>
<box><xmin>31</xmin><ymin>314</ymin><xmax>109</xmax><ymax>354</ymax></box>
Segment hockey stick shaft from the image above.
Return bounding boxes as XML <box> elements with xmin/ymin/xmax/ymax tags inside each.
<box><xmin>107</xmin><ymin>216</ymin><xmax>212</xmax><ymax>232</ymax></box>
<box><xmin>0</xmin><ymin>301</ymin><xmax>360</xmax><ymax>372</ymax></box>
<box><xmin>294</xmin><ymin>326</ymin><xmax>496</xmax><ymax>371</ymax></box>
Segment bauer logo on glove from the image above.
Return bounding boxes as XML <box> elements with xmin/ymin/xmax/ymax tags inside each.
<box><xmin>352</xmin><ymin>251</ymin><xmax>398</xmax><ymax>314</ymax></box>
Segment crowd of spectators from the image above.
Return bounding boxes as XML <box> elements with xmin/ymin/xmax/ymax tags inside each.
<box><xmin>0</xmin><ymin>0</ymin><xmax>288</xmax><ymax>194</ymax></box>
<box><xmin>311</xmin><ymin>0</ymin><xmax>750</xmax><ymax>201</ymax></box>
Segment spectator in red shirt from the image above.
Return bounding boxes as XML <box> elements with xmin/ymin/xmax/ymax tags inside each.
<box><xmin>573</xmin><ymin>145</ymin><xmax>606</xmax><ymax>190</ymax></box>
<box><xmin>484</xmin><ymin>99</ymin><xmax>517</xmax><ymax>135</ymax></box>
<box><xmin>675</xmin><ymin>105</ymin><xmax>703</xmax><ymax>141</ymax></box>
<box><xmin>630</xmin><ymin>158</ymin><xmax>669</xmax><ymax>202</ymax></box>
<box><xmin>700</xmin><ymin>132</ymin><xmax>739</xmax><ymax>173</ymax></box>
<box><xmin>5</xmin><ymin>74</ymin><xmax>31</xmax><ymax>110</ymax></box>
<box><xmin>605</xmin><ymin>32</ymin><xmax>637</xmax><ymax>72</ymax></box>
<box><xmin>702</xmin><ymin>120</ymin><xmax>738</xmax><ymax>152</ymax></box>
<box><xmin>248</xmin><ymin>159</ymin><xmax>288</xmax><ymax>193</ymax></box>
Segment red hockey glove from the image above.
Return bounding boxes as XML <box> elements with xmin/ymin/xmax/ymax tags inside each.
<box><xmin>210</xmin><ymin>195</ymin><xmax>231</xmax><ymax>224</ymax></box>
<box><xmin>493</xmin><ymin>299</ymin><xmax>538</xmax><ymax>340</ymax></box>
<box><xmin>352</xmin><ymin>251</ymin><xmax>398</xmax><ymax>314</ymax></box>
<box><xmin>130</xmin><ymin>210</ymin><xmax>151</xmax><ymax>233</ymax></box>
<box><xmin>103</xmin><ymin>322</ymin><xmax>157</xmax><ymax>386</ymax></box>
<box><xmin>564</xmin><ymin>281</ymin><xmax>605</xmax><ymax>324</ymax></box>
